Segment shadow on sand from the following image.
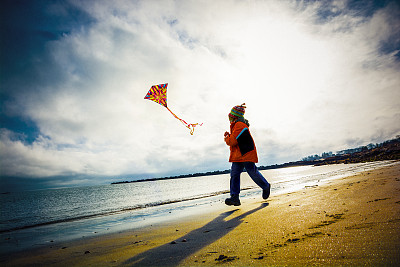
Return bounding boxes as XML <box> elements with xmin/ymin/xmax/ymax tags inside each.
<box><xmin>123</xmin><ymin>202</ymin><xmax>269</xmax><ymax>266</ymax></box>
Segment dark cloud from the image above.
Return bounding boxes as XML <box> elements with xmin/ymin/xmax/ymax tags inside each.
<box><xmin>0</xmin><ymin>0</ymin><xmax>95</xmax><ymax>142</ymax></box>
<box><xmin>0</xmin><ymin>116</ymin><xmax>40</xmax><ymax>144</ymax></box>
<box><xmin>0</xmin><ymin>0</ymin><xmax>94</xmax><ymax>84</ymax></box>
<box><xmin>345</xmin><ymin>0</ymin><xmax>392</xmax><ymax>17</ymax></box>
<box><xmin>299</xmin><ymin>0</ymin><xmax>395</xmax><ymax>20</ymax></box>
<box><xmin>0</xmin><ymin>175</ymin><xmax>108</xmax><ymax>192</ymax></box>
<box><xmin>302</xmin><ymin>0</ymin><xmax>400</xmax><ymax>60</ymax></box>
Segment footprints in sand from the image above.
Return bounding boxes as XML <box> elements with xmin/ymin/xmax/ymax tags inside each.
<box><xmin>254</xmin><ymin>213</ymin><xmax>345</xmax><ymax>258</ymax></box>
<box><xmin>285</xmin><ymin>231</ymin><xmax>324</xmax><ymax>244</ymax></box>
<box><xmin>194</xmin><ymin>252</ymin><xmax>239</xmax><ymax>264</ymax></box>
<box><xmin>345</xmin><ymin>217</ymin><xmax>400</xmax><ymax>230</ymax></box>
<box><xmin>309</xmin><ymin>213</ymin><xmax>344</xmax><ymax>229</ymax></box>
<box><xmin>345</xmin><ymin>222</ymin><xmax>376</xmax><ymax>230</ymax></box>
<box><xmin>214</xmin><ymin>254</ymin><xmax>238</xmax><ymax>263</ymax></box>
<box><xmin>170</xmin><ymin>239</ymin><xmax>187</xmax><ymax>244</ymax></box>
<box><xmin>367</xmin><ymin>197</ymin><xmax>390</xmax><ymax>203</ymax></box>
<box><xmin>248</xmin><ymin>231</ymin><xmax>328</xmax><ymax>260</ymax></box>
<box><xmin>195</xmin><ymin>212</ymin><xmax>347</xmax><ymax>264</ymax></box>
<box><xmin>269</xmin><ymin>231</ymin><xmax>325</xmax><ymax>249</ymax></box>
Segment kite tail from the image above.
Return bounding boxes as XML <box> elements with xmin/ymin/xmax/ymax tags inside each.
<box><xmin>166</xmin><ymin>107</ymin><xmax>203</xmax><ymax>135</ymax></box>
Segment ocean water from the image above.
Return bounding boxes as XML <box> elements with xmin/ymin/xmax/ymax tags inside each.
<box><xmin>0</xmin><ymin>161</ymin><xmax>395</xmax><ymax>254</ymax></box>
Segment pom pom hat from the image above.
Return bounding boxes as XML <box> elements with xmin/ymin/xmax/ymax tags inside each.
<box><xmin>229</xmin><ymin>103</ymin><xmax>246</xmax><ymax>122</ymax></box>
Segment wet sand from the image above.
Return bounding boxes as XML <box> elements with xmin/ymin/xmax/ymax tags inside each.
<box><xmin>2</xmin><ymin>162</ymin><xmax>400</xmax><ymax>266</ymax></box>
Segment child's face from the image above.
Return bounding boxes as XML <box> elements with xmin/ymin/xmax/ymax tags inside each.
<box><xmin>229</xmin><ymin>115</ymin><xmax>235</xmax><ymax>123</ymax></box>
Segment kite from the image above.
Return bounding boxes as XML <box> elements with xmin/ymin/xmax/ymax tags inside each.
<box><xmin>144</xmin><ymin>83</ymin><xmax>203</xmax><ymax>135</ymax></box>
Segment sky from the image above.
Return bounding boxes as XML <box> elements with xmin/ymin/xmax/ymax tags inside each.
<box><xmin>1</xmin><ymin>0</ymin><xmax>399</xmax><ymax>191</ymax></box>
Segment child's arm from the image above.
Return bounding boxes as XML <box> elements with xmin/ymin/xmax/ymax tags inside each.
<box><xmin>225</xmin><ymin>122</ymin><xmax>249</xmax><ymax>146</ymax></box>
<box><xmin>224</xmin><ymin>131</ymin><xmax>238</xmax><ymax>146</ymax></box>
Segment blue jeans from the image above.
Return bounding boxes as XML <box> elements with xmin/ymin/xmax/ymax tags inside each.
<box><xmin>230</xmin><ymin>162</ymin><xmax>270</xmax><ymax>196</ymax></box>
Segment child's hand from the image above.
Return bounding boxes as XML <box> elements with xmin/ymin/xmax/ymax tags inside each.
<box><xmin>224</xmin><ymin>131</ymin><xmax>229</xmax><ymax>137</ymax></box>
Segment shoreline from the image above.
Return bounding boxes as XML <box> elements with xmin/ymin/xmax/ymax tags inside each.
<box><xmin>112</xmin><ymin>136</ymin><xmax>400</xmax><ymax>185</ymax></box>
<box><xmin>2</xmin><ymin>162</ymin><xmax>399</xmax><ymax>266</ymax></box>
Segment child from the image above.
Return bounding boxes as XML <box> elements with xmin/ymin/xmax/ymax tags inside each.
<box><xmin>224</xmin><ymin>103</ymin><xmax>271</xmax><ymax>206</ymax></box>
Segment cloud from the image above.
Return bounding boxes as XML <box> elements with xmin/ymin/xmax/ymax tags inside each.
<box><xmin>1</xmin><ymin>0</ymin><xmax>399</xmax><ymax>190</ymax></box>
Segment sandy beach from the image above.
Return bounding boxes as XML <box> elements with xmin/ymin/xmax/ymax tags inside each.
<box><xmin>2</xmin><ymin>162</ymin><xmax>399</xmax><ymax>266</ymax></box>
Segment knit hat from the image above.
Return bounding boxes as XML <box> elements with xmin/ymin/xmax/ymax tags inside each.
<box><xmin>229</xmin><ymin>103</ymin><xmax>246</xmax><ymax>121</ymax></box>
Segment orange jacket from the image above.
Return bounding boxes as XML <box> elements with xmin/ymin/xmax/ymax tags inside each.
<box><xmin>224</xmin><ymin>121</ymin><xmax>258</xmax><ymax>163</ymax></box>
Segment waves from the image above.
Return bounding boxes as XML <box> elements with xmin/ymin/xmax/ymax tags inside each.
<box><xmin>0</xmin><ymin>189</ymin><xmax>232</xmax><ymax>234</ymax></box>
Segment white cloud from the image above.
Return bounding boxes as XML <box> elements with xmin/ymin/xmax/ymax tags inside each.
<box><xmin>1</xmin><ymin>0</ymin><xmax>399</xmax><ymax>186</ymax></box>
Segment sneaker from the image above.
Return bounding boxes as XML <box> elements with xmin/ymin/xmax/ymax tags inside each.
<box><xmin>262</xmin><ymin>184</ymin><xmax>271</xmax><ymax>200</ymax></box>
<box><xmin>225</xmin><ymin>195</ymin><xmax>241</xmax><ymax>206</ymax></box>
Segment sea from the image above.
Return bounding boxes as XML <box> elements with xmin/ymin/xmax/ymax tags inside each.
<box><xmin>0</xmin><ymin>161</ymin><xmax>396</xmax><ymax>255</ymax></box>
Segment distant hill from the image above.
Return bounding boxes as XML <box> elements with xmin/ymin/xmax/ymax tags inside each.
<box><xmin>309</xmin><ymin>136</ymin><xmax>400</xmax><ymax>166</ymax></box>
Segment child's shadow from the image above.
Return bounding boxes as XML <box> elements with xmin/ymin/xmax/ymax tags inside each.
<box><xmin>124</xmin><ymin>202</ymin><xmax>269</xmax><ymax>266</ymax></box>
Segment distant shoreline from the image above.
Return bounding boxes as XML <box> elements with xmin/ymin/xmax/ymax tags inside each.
<box><xmin>111</xmin><ymin>161</ymin><xmax>315</xmax><ymax>185</ymax></box>
<box><xmin>112</xmin><ymin>137</ymin><xmax>400</xmax><ymax>185</ymax></box>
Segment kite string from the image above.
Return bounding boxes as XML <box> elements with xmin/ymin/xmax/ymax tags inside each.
<box><xmin>166</xmin><ymin>106</ymin><xmax>203</xmax><ymax>135</ymax></box>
